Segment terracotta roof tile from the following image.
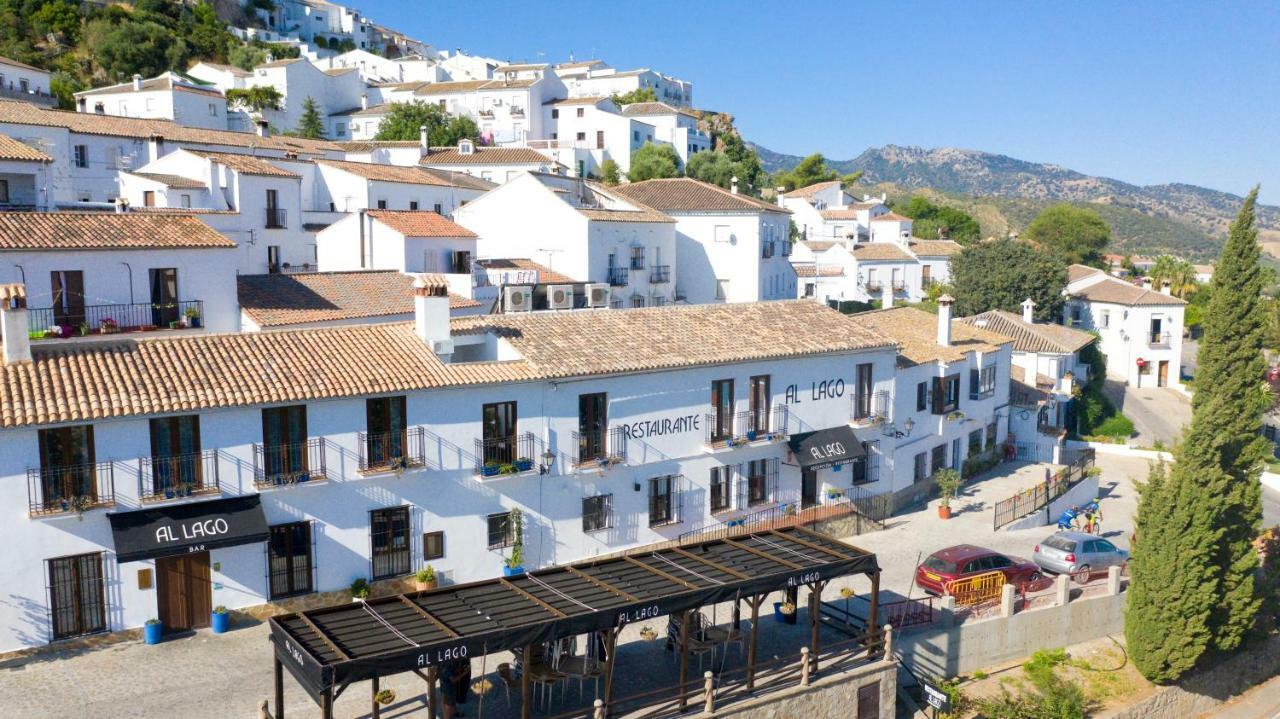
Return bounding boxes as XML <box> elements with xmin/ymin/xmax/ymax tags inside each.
<box><xmin>851</xmin><ymin>243</ymin><xmax>914</xmax><ymax>261</ymax></box>
<box><xmin>238</xmin><ymin>271</ymin><xmax>478</xmax><ymax>327</ymax></box>
<box><xmin>335</xmin><ymin>140</ymin><xmax>422</xmax><ymax>151</ymax></box>
<box><xmin>609</xmin><ymin>177</ymin><xmax>788</xmax><ymax>215</ymax></box>
<box><xmin>475</xmin><ymin>258</ymin><xmax>578</xmax><ymax>284</ymax></box>
<box><xmin>870</xmin><ymin>212</ymin><xmax>911</xmax><ymax>222</ymax></box>
<box><xmin>544</xmin><ymin>96</ymin><xmax>609</xmax><ymax>106</ymax></box>
<box><xmin>192</xmin><ymin>151</ymin><xmax>300</xmax><ymax>178</ymax></box>
<box><xmin>908</xmin><ymin>239</ymin><xmax>963</xmax><ymax>257</ymax></box>
<box><xmin>1071</xmin><ymin>276</ymin><xmax>1188</xmax><ymax>306</ymax></box>
<box><xmin>77</xmin><ymin>74</ymin><xmax>223</xmax><ymax>98</ymax></box>
<box><xmin>800</xmin><ymin>240</ymin><xmax>838</xmax><ymax>252</ymax></box>
<box><xmin>794</xmin><ymin>264</ymin><xmax>845</xmax><ymax>278</ymax></box>
<box><xmin>620</xmin><ymin>101</ymin><xmax>699</xmax><ymax>119</ymax></box>
<box><xmin>819</xmin><ymin>209</ymin><xmax>859</xmax><ymax>220</ymax></box>
<box><xmin>0</xmin><ymin>132</ymin><xmax>51</xmax><ymax>162</ymax></box>
<box><xmin>782</xmin><ymin>181</ymin><xmax>841</xmax><ymax>199</ymax></box>
<box><xmin>958</xmin><ymin>310</ymin><xmax>1095</xmax><ymax>354</ymax></box>
<box><xmin>129</xmin><ymin>172</ymin><xmax>207</xmax><ymax>189</ymax></box>
<box><xmin>367</xmin><ymin>210</ymin><xmax>477</xmax><ymax>237</ymax></box>
<box><xmin>0</xmin><ymin>212</ymin><xmax>235</xmax><ymax>250</ymax></box>
<box><xmin>854</xmin><ymin>306</ymin><xmax>1011</xmax><ymax>366</ymax></box>
<box><xmin>422</xmin><ymin>146</ymin><xmax>551</xmax><ymax>165</ymax></box>
<box><xmin>422</xmin><ymin>169</ymin><xmax>497</xmax><ymax>192</ymax></box>
<box><xmin>0</xmin><ymin>55</ymin><xmax>46</xmax><ymax>73</ymax></box>
<box><xmin>1067</xmin><ymin>263</ymin><xmax>1103</xmax><ymax>284</ymax></box>
<box><xmin>318</xmin><ymin>158</ymin><xmax>453</xmax><ymax>186</ymax></box>
<box><xmin>413</xmin><ymin>80</ymin><xmax>491</xmax><ymax>96</ymax></box>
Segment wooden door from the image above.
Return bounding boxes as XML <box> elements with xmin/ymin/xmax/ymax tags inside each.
<box><xmin>856</xmin><ymin>682</ymin><xmax>880</xmax><ymax>718</ymax></box>
<box><xmin>1158</xmin><ymin>361</ymin><xmax>1169</xmax><ymax>387</ymax></box>
<box><xmin>801</xmin><ymin>468</ymin><xmax>818</xmax><ymax>509</ymax></box>
<box><xmin>156</xmin><ymin>551</ymin><xmax>211</xmax><ymax>633</ymax></box>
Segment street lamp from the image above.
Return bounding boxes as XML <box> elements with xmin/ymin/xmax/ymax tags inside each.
<box><xmin>538</xmin><ymin>450</ymin><xmax>556</xmax><ymax>475</ymax></box>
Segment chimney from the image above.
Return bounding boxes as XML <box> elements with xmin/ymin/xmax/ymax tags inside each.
<box><xmin>1021</xmin><ymin>297</ymin><xmax>1036</xmax><ymax>323</ymax></box>
<box><xmin>419</xmin><ymin>124</ymin><xmax>429</xmax><ymax>150</ymax></box>
<box><xmin>360</xmin><ymin>93</ymin><xmax>368</xmax><ymax>110</ymax></box>
<box><xmin>0</xmin><ymin>284</ymin><xmax>31</xmax><ymax>364</ymax></box>
<box><xmin>113</xmin><ymin>197</ymin><xmax>128</xmax><ymax>214</ymax></box>
<box><xmin>147</xmin><ymin>134</ymin><xmax>165</xmax><ymax>163</ymax></box>
<box><xmin>775</xmin><ymin>186</ymin><xmax>785</xmax><ymax>207</ymax></box>
<box><xmin>1059</xmin><ymin>371</ymin><xmax>1074</xmax><ymax>396</ymax></box>
<box><xmin>1160</xmin><ymin>282</ymin><xmax>1172</xmax><ymax>296</ymax></box>
<box><xmin>937</xmin><ymin>294</ymin><xmax>954</xmax><ymax>347</ymax></box>
<box><xmin>880</xmin><ymin>281</ymin><xmax>893</xmax><ymax>309</ymax></box>
<box><xmin>414</xmin><ymin>276</ymin><xmax>453</xmax><ymax>360</ymax></box>
<box><xmin>255</xmin><ymin>119</ymin><xmax>270</xmax><ymax>138</ymax></box>
<box><xmin>132</xmin><ymin>74</ymin><xmax>143</xmax><ymax>91</ymax></box>
<box><xmin>730</xmin><ymin>176</ymin><xmax>739</xmax><ymax>195</ymax></box>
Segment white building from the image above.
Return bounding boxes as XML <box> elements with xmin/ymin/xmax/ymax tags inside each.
<box><xmin>556</xmin><ymin>62</ymin><xmax>693</xmax><ymax>107</ymax></box>
<box><xmin>539</xmin><ymin>96</ymin><xmax>646</xmax><ymax>176</ymax></box>
<box><xmin>0</xmin><ymin>295</ymin><xmax>925</xmax><ymax>651</ymax></box>
<box><xmin>73</xmin><ymin>73</ymin><xmax>229</xmax><ymax>131</ymax></box>
<box><xmin>610</xmin><ymin>177</ymin><xmax>796</xmax><ymax>303</ymax></box>
<box><xmin>316</xmin><ymin>209</ymin><xmax>478</xmax><ymax>273</ymax></box>
<box><xmin>619</xmin><ymin>102</ymin><xmax>711</xmax><ymax>167</ymax></box>
<box><xmin>420</xmin><ymin>141</ymin><xmax>563</xmax><ymax>182</ymax></box>
<box><xmin>781</xmin><ymin>181</ymin><xmax>888</xmax><ymax>242</ymax></box>
<box><xmin>187</xmin><ymin>62</ymin><xmax>253</xmax><ymax>92</ymax></box>
<box><xmin>0</xmin><ymin>132</ymin><xmax>53</xmax><ymax>209</ymax></box>
<box><xmin>246</xmin><ymin>57</ymin><xmax>366</xmax><ymax>135</ymax></box>
<box><xmin>311</xmin><ymin>158</ymin><xmax>493</xmax><ymax>216</ymax></box>
<box><xmin>0</xmin><ymin>55</ymin><xmax>54</xmax><ymax>106</ymax></box>
<box><xmin>1064</xmin><ymin>264</ymin><xmax>1186</xmax><ymax>388</ymax></box>
<box><xmin>453</xmin><ymin>172</ymin><xmax>678</xmax><ymax>307</ymax></box>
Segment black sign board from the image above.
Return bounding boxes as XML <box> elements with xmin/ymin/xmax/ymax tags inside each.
<box><xmin>787</xmin><ymin>425</ymin><xmax>866</xmax><ymax>470</ymax></box>
<box><xmin>920</xmin><ymin>678</ymin><xmax>952</xmax><ymax>713</ymax></box>
<box><xmin>108</xmin><ymin>494</ymin><xmax>269</xmax><ymax>563</ymax></box>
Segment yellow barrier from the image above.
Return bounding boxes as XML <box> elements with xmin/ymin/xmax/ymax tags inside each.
<box><xmin>944</xmin><ymin>570</ymin><xmax>1006</xmax><ymax>606</ymax></box>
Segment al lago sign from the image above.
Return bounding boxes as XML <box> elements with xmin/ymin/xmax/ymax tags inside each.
<box><xmin>107</xmin><ymin>495</ymin><xmax>270</xmax><ymax>563</ymax></box>
<box><xmin>156</xmin><ymin>517</ymin><xmax>230</xmax><ymax>544</ymax></box>
<box><xmin>619</xmin><ymin>413</ymin><xmax>700</xmax><ymax>439</ymax></box>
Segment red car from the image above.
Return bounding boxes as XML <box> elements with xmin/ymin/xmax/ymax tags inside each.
<box><xmin>914</xmin><ymin>544</ymin><xmax>1042</xmax><ymax>596</ymax></box>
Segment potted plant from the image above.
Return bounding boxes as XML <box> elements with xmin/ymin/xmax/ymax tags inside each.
<box><xmin>746</xmin><ymin>428</ymin><xmax>759</xmax><ymax>442</ymax></box>
<box><xmin>168</xmin><ymin>320</ymin><xmax>181</xmax><ymax>330</ymax></box>
<box><xmin>211</xmin><ymin>605</ymin><xmax>230</xmax><ymax>634</ymax></box>
<box><xmin>100</xmin><ymin>318</ymin><xmax>118</xmax><ymax>335</ymax></box>
<box><xmin>184</xmin><ymin>306</ymin><xmax>202</xmax><ymax>328</ymax></box>
<box><xmin>144</xmin><ymin>618</ymin><xmax>162</xmax><ymax>645</ymax></box>
<box><xmin>778</xmin><ymin>601</ymin><xmax>796</xmax><ymax>616</ymax></box>
<box><xmin>502</xmin><ymin>508</ymin><xmax>525</xmax><ymax>576</ymax></box>
<box><xmin>935</xmin><ymin>468</ymin><xmax>961</xmax><ymax>520</ymax></box>
<box><xmin>374</xmin><ymin>689</ymin><xmax>396</xmax><ymax>706</ymax></box>
<box><xmin>350</xmin><ymin>578</ymin><xmax>371</xmax><ymax>603</ymax></box>
<box><xmin>414</xmin><ymin>565</ymin><xmax>437</xmax><ymax>591</ymax></box>
<box><xmin>514</xmin><ymin>456</ymin><xmax>534</xmax><ymax>473</ymax></box>
<box><xmin>70</xmin><ymin>494</ymin><xmax>93</xmax><ymax>520</ymax></box>
<box><xmin>840</xmin><ymin>587</ymin><xmax>855</xmax><ymax>599</ymax></box>
<box><xmin>77</xmin><ymin>322</ymin><xmax>89</xmax><ymax>337</ymax></box>
<box><xmin>826</xmin><ymin>487</ymin><xmax>843</xmax><ymax>500</ymax></box>
<box><xmin>481</xmin><ymin>460</ymin><xmax>500</xmax><ymax>477</ymax></box>
<box><xmin>639</xmin><ymin>626</ymin><xmax>658</xmax><ymax>641</ymax></box>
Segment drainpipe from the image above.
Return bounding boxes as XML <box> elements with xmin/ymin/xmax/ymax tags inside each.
<box><xmin>120</xmin><ymin>262</ymin><xmax>134</xmax><ymax>305</ymax></box>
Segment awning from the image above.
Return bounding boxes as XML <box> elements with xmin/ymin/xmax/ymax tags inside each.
<box><xmin>108</xmin><ymin>495</ymin><xmax>269</xmax><ymax>563</ymax></box>
<box><xmin>788</xmin><ymin>425</ymin><xmax>866</xmax><ymax>470</ymax></box>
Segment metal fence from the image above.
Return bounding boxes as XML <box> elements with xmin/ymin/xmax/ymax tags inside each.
<box><xmin>992</xmin><ymin>448</ymin><xmax>1096</xmax><ymax>529</ymax></box>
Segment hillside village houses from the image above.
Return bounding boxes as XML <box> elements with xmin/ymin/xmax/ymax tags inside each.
<box><xmin>1064</xmin><ymin>264</ymin><xmax>1187</xmax><ymax>389</ymax></box>
<box><xmin>0</xmin><ymin>56</ymin><xmax>54</xmax><ymax>106</ymax></box>
<box><xmin>73</xmin><ymin>73</ymin><xmax>230</xmax><ymax>131</ymax></box>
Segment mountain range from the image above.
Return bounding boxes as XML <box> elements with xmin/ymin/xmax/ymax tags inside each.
<box><xmin>750</xmin><ymin>143</ymin><xmax>1280</xmax><ymax>261</ymax></box>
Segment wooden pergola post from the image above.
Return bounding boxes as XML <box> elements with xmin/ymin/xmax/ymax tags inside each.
<box><xmin>426</xmin><ymin>666</ymin><xmax>439</xmax><ymax>719</ymax></box>
<box><xmin>521</xmin><ymin>644</ymin><xmax>533</xmax><ymax>719</ymax></box>
<box><xmin>677</xmin><ymin>609</ymin><xmax>691</xmax><ymax>712</ymax></box>
<box><xmin>371</xmin><ymin>676</ymin><xmax>381</xmax><ymax>719</ymax></box>
<box><xmin>866</xmin><ymin>570</ymin><xmax>881</xmax><ymax>657</ymax></box>
<box><xmin>809</xmin><ymin>580</ymin><xmax>827</xmax><ymax>674</ymax></box>
<box><xmin>273</xmin><ymin>656</ymin><xmax>284</xmax><ymax>719</ymax></box>
<box><xmin>602</xmin><ymin>627</ymin><xmax>620</xmax><ymax>717</ymax></box>
<box><xmin>320</xmin><ymin>687</ymin><xmax>334</xmax><ymax>719</ymax></box>
<box><xmin>746</xmin><ymin>594</ymin><xmax>764</xmax><ymax>691</ymax></box>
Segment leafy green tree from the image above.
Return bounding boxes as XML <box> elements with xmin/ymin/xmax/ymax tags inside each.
<box><xmin>949</xmin><ymin>238</ymin><xmax>1066</xmax><ymax>320</ymax></box>
<box><xmin>84</xmin><ymin>16</ymin><xmax>186</xmax><ymax>80</ymax></box>
<box><xmin>599</xmin><ymin>158</ymin><xmax>620</xmax><ymax>186</ymax></box>
<box><xmin>31</xmin><ymin>0</ymin><xmax>81</xmax><ymax>44</ymax></box>
<box><xmin>1024</xmin><ymin>204</ymin><xmax>1111</xmax><ymax>265</ymax></box>
<box><xmin>610</xmin><ymin>87</ymin><xmax>657</xmax><ymax>105</ymax></box>
<box><xmin>896</xmin><ymin>195</ymin><xmax>981</xmax><ymax>244</ymax></box>
<box><xmin>226</xmin><ymin>85</ymin><xmax>283</xmax><ymax>112</ymax></box>
<box><xmin>49</xmin><ymin>70</ymin><xmax>83</xmax><ymax>110</ymax></box>
<box><xmin>686</xmin><ymin>130</ymin><xmax>767</xmax><ymax>195</ymax></box>
<box><xmin>773</xmin><ymin>153</ymin><xmax>839</xmax><ymax>192</ymax></box>
<box><xmin>1148</xmin><ymin>255</ymin><xmax>1198</xmax><ymax>298</ymax></box>
<box><xmin>181</xmin><ymin>1</ymin><xmax>232</xmax><ymax>62</ymax></box>
<box><xmin>627</xmin><ymin>142</ymin><xmax>681</xmax><ymax>182</ymax></box>
<box><xmin>373</xmin><ymin>101</ymin><xmax>479</xmax><ymax>146</ymax></box>
<box><xmin>292</xmin><ymin>96</ymin><xmax>326</xmax><ymax>139</ymax></box>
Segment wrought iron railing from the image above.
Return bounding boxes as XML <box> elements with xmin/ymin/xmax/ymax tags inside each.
<box><xmin>252</xmin><ymin>438</ymin><xmax>326</xmax><ymax>488</ymax></box>
<box><xmin>265</xmin><ymin>208</ymin><xmax>287</xmax><ymax>229</ymax></box>
<box><xmin>357</xmin><ymin>427</ymin><xmax>425</xmax><ymax>473</ymax></box>
<box><xmin>28</xmin><ymin>299</ymin><xmax>204</xmax><ymax>337</ymax></box>
<box><xmin>850</xmin><ymin>390</ymin><xmax>890</xmax><ymax>427</ymax></box>
<box><xmin>705</xmin><ymin>411</ymin><xmax>736</xmax><ymax>447</ymax></box>
<box><xmin>649</xmin><ymin>265</ymin><xmax>671</xmax><ymax>284</ymax></box>
<box><xmin>733</xmin><ymin>404</ymin><xmax>789</xmax><ymax>441</ymax></box>
<box><xmin>992</xmin><ymin>448</ymin><xmax>1095</xmax><ymax>529</ymax></box>
<box><xmin>607</xmin><ymin>267</ymin><xmax>629</xmax><ymax>286</ymax></box>
<box><xmin>1149</xmin><ymin>331</ymin><xmax>1172</xmax><ymax>348</ymax></box>
<box><xmin>572</xmin><ymin>426</ymin><xmax>626</xmax><ymax>466</ymax></box>
<box><xmin>474</xmin><ymin>431</ymin><xmax>536</xmax><ymax>476</ymax></box>
<box><xmin>27</xmin><ymin>462</ymin><xmax>116</xmax><ymax>517</ymax></box>
<box><xmin>863</xmin><ymin>280</ymin><xmax>883</xmax><ymax>292</ymax></box>
<box><xmin>139</xmin><ymin>450</ymin><xmax>220</xmax><ymax>502</ymax></box>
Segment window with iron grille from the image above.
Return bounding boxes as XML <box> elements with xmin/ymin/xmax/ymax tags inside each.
<box><xmin>986</xmin><ymin>422</ymin><xmax>998</xmax><ymax>449</ymax></box>
<box><xmin>930</xmin><ymin>444</ymin><xmax>947</xmax><ymax>475</ymax></box>
<box><xmin>968</xmin><ymin>429</ymin><xmax>983</xmax><ymax>455</ymax></box>
<box><xmin>582</xmin><ymin>494</ymin><xmax>613</xmax><ymax>533</ymax></box>
<box><xmin>709</xmin><ymin>466</ymin><xmax>732</xmax><ymax>513</ymax></box>
<box><xmin>852</xmin><ymin>441</ymin><xmax>879</xmax><ymax>485</ymax></box>
<box><xmin>969</xmin><ymin>365</ymin><xmax>997</xmax><ymax>400</ymax></box>
<box><xmin>487</xmin><ymin>511</ymin><xmax>514</xmax><ymax>548</ymax></box>
<box><xmin>649</xmin><ymin>475</ymin><xmax>679</xmax><ymax>526</ymax></box>
<box><xmin>746</xmin><ymin>458</ymin><xmax>775</xmax><ymax>505</ymax></box>
<box><xmin>370</xmin><ymin>507</ymin><xmax>410</xmax><ymax>579</ymax></box>
<box><xmin>916</xmin><ymin>382</ymin><xmax>928</xmax><ymax>412</ymax></box>
<box><xmin>268</xmin><ymin>522</ymin><xmax>313</xmax><ymax>599</ymax></box>
<box><xmin>423</xmin><ymin>531</ymin><xmax>445</xmax><ymax>561</ymax></box>
<box><xmin>630</xmin><ymin>294</ymin><xmax>645</xmax><ymax>308</ymax></box>
<box><xmin>629</xmin><ymin>245</ymin><xmax>645</xmax><ymax>270</ymax></box>
<box><xmin>913</xmin><ymin>452</ymin><xmax>928</xmax><ymax>483</ymax></box>
<box><xmin>47</xmin><ymin>552</ymin><xmax>106</xmax><ymax>640</ymax></box>
<box><xmin>853</xmin><ymin>363</ymin><xmax>874</xmax><ymax>420</ymax></box>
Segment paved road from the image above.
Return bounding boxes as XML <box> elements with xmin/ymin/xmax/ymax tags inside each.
<box><xmin>1183</xmin><ymin>336</ymin><xmax>1200</xmax><ymax>381</ymax></box>
<box><xmin>1265</xmin><ymin>485</ymin><xmax>1280</xmax><ymax>528</ymax></box>
<box><xmin>1101</xmin><ymin>380</ymin><xmax>1192</xmax><ymax>447</ymax></box>
<box><xmin>1199</xmin><ymin>670</ymin><xmax>1280</xmax><ymax>719</ymax></box>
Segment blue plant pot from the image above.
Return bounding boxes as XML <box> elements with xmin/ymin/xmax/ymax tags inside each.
<box><xmin>481</xmin><ymin>465</ymin><xmax>500</xmax><ymax>477</ymax></box>
<box><xmin>773</xmin><ymin>602</ymin><xmax>785</xmax><ymax>623</ymax></box>
<box><xmin>832</xmin><ymin>464</ymin><xmax>843</xmax><ymax>472</ymax></box>
<box><xmin>746</xmin><ymin>430</ymin><xmax>758</xmax><ymax>441</ymax></box>
<box><xmin>144</xmin><ymin>621</ymin><xmax>162</xmax><ymax>645</ymax></box>
<box><xmin>515</xmin><ymin>459</ymin><xmax>533</xmax><ymax>472</ymax></box>
<box><xmin>211</xmin><ymin>611</ymin><xmax>230</xmax><ymax>634</ymax></box>
<box><xmin>503</xmin><ymin>565</ymin><xmax>525</xmax><ymax>577</ymax></box>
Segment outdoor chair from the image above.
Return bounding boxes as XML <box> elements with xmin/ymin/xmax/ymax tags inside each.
<box><xmin>497</xmin><ymin>662</ymin><xmax>520</xmax><ymax>704</ymax></box>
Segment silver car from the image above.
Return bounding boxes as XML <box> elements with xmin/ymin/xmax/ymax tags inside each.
<box><xmin>1032</xmin><ymin>531</ymin><xmax>1128</xmax><ymax>580</ymax></box>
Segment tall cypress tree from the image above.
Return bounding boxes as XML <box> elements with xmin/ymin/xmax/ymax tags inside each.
<box><xmin>1127</xmin><ymin>188</ymin><xmax>1267</xmax><ymax>682</ymax></box>
<box><xmin>1194</xmin><ymin>187</ymin><xmax>1267</xmax><ymax>651</ymax></box>
<box><xmin>294</xmin><ymin>97</ymin><xmax>326</xmax><ymax>140</ymax></box>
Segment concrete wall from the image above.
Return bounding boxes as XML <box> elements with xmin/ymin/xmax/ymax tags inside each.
<box><xmin>1004</xmin><ymin>474</ymin><xmax>1100</xmax><ymax>532</ymax></box>
<box><xmin>702</xmin><ymin>658</ymin><xmax>896</xmax><ymax>719</ymax></box>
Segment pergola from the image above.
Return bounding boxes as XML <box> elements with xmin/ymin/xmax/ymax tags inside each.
<box><xmin>268</xmin><ymin>526</ymin><xmax>881</xmax><ymax>718</ymax></box>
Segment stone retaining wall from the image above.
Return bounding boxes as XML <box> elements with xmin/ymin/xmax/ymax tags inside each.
<box><xmin>1103</xmin><ymin>636</ymin><xmax>1280</xmax><ymax>719</ymax></box>
<box><xmin>661</xmin><ymin>658</ymin><xmax>897</xmax><ymax>719</ymax></box>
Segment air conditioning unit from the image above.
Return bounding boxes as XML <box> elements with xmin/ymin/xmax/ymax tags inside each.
<box><xmin>504</xmin><ymin>285</ymin><xmax>532</xmax><ymax>312</ymax></box>
<box><xmin>430</xmin><ymin>338</ymin><xmax>454</xmax><ymax>357</ymax></box>
<box><xmin>587</xmin><ymin>283</ymin><xmax>611</xmax><ymax>308</ymax></box>
<box><xmin>549</xmin><ymin>284</ymin><xmax>574</xmax><ymax>310</ymax></box>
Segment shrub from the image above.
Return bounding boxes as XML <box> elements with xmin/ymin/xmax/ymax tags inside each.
<box><xmin>1094</xmin><ymin>414</ymin><xmax>1135</xmax><ymax>439</ymax></box>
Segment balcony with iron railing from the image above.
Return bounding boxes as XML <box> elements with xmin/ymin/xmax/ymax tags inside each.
<box><xmin>252</xmin><ymin>438</ymin><xmax>326</xmax><ymax>488</ymax></box>
<box><xmin>27</xmin><ymin>462</ymin><xmax>116</xmax><ymax>517</ymax></box>
<box><xmin>607</xmin><ymin>266</ymin><xmax>629</xmax><ymax>287</ymax></box>
<box><xmin>572</xmin><ymin>426</ymin><xmax>627</xmax><ymax>467</ymax></box>
<box><xmin>0</xmin><ymin>84</ymin><xmax>56</xmax><ymax>106</ymax></box>
<box><xmin>357</xmin><ymin>427</ymin><xmax>426</xmax><ymax>474</ymax></box>
<box><xmin>761</xmin><ymin>241</ymin><xmax>775</xmax><ymax>259</ymax></box>
<box><xmin>265</xmin><ymin>208</ymin><xmax>287</xmax><ymax>229</ymax></box>
<box><xmin>891</xmin><ymin>280</ymin><xmax>908</xmax><ymax>292</ymax></box>
<box><xmin>850</xmin><ymin>390</ymin><xmax>891</xmax><ymax>428</ymax></box>
<box><xmin>1149</xmin><ymin>331</ymin><xmax>1172</xmax><ymax>348</ymax></box>
<box><xmin>28</xmin><ymin>300</ymin><xmax>204</xmax><ymax>339</ymax></box>
<box><xmin>649</xmin><ymin>265</ymin><xmax>671</xmax><ymax>284</ymax></box>
<box><xmin>733</xmin><ymin>405</ymin><xmax>790</xmax><ymax>442</ymax></box>
<box><xmin>139</xmin><ymin>450</ymin><xmax>220</xmax><ymax>503</ymax></box>
<box><xmin>475</xmin><ymin>431</ymin><xmax>536</xmax><ymax>477</ymax></box>
<box><xmin>863</xmin><ymin>280</ymin><xmax>883</xmax><ymax>293</ymax></box>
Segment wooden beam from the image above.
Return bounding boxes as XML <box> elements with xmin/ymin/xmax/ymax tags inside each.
<box><xmin>867</xmin><ymin>570</ymin><xmax>881</xmax><ymax>658</ymax></box>
<box><xmin>746</xmin><ymin>595</ymin><xmax>762</xmax><ymax>691</ymax></box>
<box><xmin>622</xmin><ymin>555</ymin><xmax>699</xmax><ymax>590</ymax></box>
<box><xmin>564</xmin><ymin>565</ymin><xmax>639</xmax><ymax>602</ymax></box>
<box><xmin>521</xmin><ymin>644</ymin><xmax>533</xmax><ymax>719</ymax></box>
<box><xmin>398</xmin><ymin>595</ymin><xmax>460</xmax><ymax>638</ymax></box>
<box><xmin>677</xmin><ymin>609</ymin><xmax>691</xmax><ymax>712</ymax></box>
<box><xmin>809</xmin><ymin>580</ymin><xmax>827</xmax><ymax>674</ymax></box>
<box><xmin>499</xmin><ymin>577</ymin><xmax>568</xmax><ymax>617</ymax></box>
<box><xmin>793</xmin><ymin>524</ymin><xmax>871</xmax><ymax>556</ymax></box>
<box><xmin>670</xmin><ymin>546</ymin><xmax>751</xmax><ymax>580</ymax></box>
<box><xmin>602</xmin><ymin>627</ymin><xmax>620</xmax><ymax>718</ymax></box>
<box><xmin>273</xmin><ymin>656</ymin><xmax>284</xmax><ymax>719</ymax></box>
<box><xmin>767</xmin><ymin>529</ymin><xmax>848</xmax><ymax>559</ymax></box>
<box><xmin>372</xmin><ymin>676</ymin><xmax>381</xmax><ymax>719</ymax></box>
<box><xmin>427</xmin><ymin>666</ymin><xmax>438</xmax><ymax>719</ymax></box>
<box><xmin>297</xmin><ymin>613</ymin><xmax>350</xmax><ymax>661</ymax></box>
<box><xmin>724</xmin><ymin>538</ymin><xmax>804</xmax><ymax>570</ymax></box>
<box><xmin>321</xmin><ymin>688</ymin><xmax>334</xmax><ymax>719</ymax></box>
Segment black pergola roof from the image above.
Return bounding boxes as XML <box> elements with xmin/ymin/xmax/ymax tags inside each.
<box><xmin>269</xmin><ymin>526</ymin><xmax>879</xmax><ymax>698</ymax></box>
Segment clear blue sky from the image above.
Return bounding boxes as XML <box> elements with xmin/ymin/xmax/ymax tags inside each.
<box><xmin>358</xmin><ymin>1</ymin><xmax>1280</xmax><ymax>203</ymax></box>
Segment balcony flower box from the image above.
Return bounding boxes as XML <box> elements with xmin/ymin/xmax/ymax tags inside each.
<box><xmin>514</xmin><ymin>457</ymin><xmax>534</xmax><ymax>473</ymax></box>
<box><xmin>746</xmin><ymin>429</ymin><xmax>759</xmax><ymax>442</ymax></box>
<box><xmin>481</xmin><ymin>462</ymin><xmax>500</xmax><ymax>477</ymax></box>
<box><xmin>99</xmin><ymin>318</ymin><xmax>119</xmax><ymax>335</ymax></box>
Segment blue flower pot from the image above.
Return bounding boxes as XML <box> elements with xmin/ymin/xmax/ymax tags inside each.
<box><xmin>481</xmin><ymin>465</ymin><xmax>500</xmax><ymax>477</ymax></box>
<box><xmin>211</xmin><ymin>611</ymin><xmax>230</xmax><ymax>634</ymax></box>
<box><xmin>746</xmin><ymin>430</ymin><xmax>758</xmax><ymax>441</ymax></box>
<box><xmin>773</xmin><ymin>602</ymin><xmax>785</xmax><ymax>623</ymax></box>
<box><xmin>144</xmin><ymin>621</ymin><xmax>162</xmax><ymax>645</ymax></box>
<box><xmin>502</xmin><ymin>565</ymin><xmax>525</xmax><ymax>577</ymax></box>
<box><xmin>515</xmin><ymin>458</ymin><xmax>533</xmax><ymax>472</ymax></box>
